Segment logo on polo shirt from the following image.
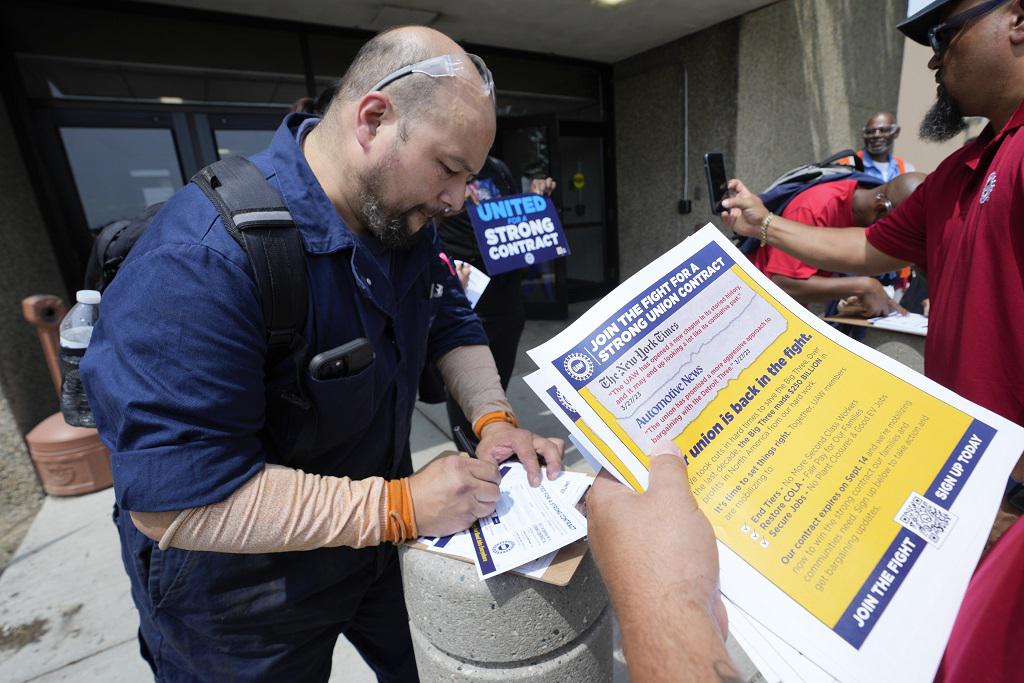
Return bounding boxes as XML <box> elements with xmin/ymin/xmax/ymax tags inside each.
<box><xmin>980</xmin><ymin>172</ymin><xmax>997</xmax><ymax>205</ymax></box>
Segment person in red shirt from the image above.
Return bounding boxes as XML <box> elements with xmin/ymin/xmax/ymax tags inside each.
<box><xmin>751</xmin><ymin>173</ymin><xmax>925</xmax><ymax>317</ymax></box>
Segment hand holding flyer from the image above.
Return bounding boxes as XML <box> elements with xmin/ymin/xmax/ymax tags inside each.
<box><xmin>525</xmin><ymin>225</ymin><xmax>1024</xmax><ymax>683</ymax></box>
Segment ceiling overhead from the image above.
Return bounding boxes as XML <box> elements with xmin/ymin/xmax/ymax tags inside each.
<box><xmin>138</xmin><ymin>0</ymin><xmax>777</xmax><ymax>63</ymax></box>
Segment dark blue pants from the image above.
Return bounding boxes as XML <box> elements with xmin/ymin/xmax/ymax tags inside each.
<box><xmin>115</xmin><ymin>505</ymin><xmax>418</xmax><ymax>682</ymax></box>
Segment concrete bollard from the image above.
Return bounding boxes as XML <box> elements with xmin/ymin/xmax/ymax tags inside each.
<box><xmin>860</xmin><ymin>328</ymin><xmax>925</xmax><ymax>374</ymax></box>
<box><xmin>399</xmin><ymin>546</ymin><xmax>613</xmax><ymax>681</ymax></box>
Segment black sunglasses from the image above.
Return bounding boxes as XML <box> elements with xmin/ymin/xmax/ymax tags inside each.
<box><xmin>929</xmin><ymin>0</ymin><xmax>1006</xmax><ymax>54</ymax></box>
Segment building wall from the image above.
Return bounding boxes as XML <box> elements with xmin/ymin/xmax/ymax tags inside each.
<box><xmin>0</xmin><ymin>89</ymin><xmax>67</xmax><ymax>510</ymax></box>
<box><xmin>614</xmin><ymin>0</ymin><xmax>907</xmax><ymax>279</ymax></box>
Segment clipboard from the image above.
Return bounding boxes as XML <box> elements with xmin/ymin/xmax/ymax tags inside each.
<box><xmin>403</xmin><ymin>461</ymin><xmax>593</xmax><ymax>587</ymax></box>
<box><xmin>405</xmin><ymin>537</ymin><xmax>589</xmax><ymax>587</ymax></box>
<box><xmin>823</xmin><ymin>315</ymin><xmax>928</xmax><ymax>337</ymax></box>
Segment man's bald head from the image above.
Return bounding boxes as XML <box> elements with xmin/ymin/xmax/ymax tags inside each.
<box><xmin>864</xmin><ymin>111</ymin><xmax>896</xmax><ymax>129</ymax></box>
<box><xmin>852</xmin><ymin>171</ymin><xmax>927</xmax><ymax>226</ymax></box>
<box><xmin>303</xmin><ymin>26</ymin><xmax>496</xmax><ymax>251</ymax></box>
<box><xmin>882</xmin><ymin>171</ymin><xmax>926</xmax><ymax>207</ymax></box>
<box><xmin>329</xmin><ymin>26</ymin><xmax>489</xmax><ymax>136</ymax></box>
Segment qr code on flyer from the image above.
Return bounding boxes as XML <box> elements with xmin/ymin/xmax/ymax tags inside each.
<box><xmin>895</xmin><ymin>492</ymin><xmax>956</xmax><ymax>546</ymax></box>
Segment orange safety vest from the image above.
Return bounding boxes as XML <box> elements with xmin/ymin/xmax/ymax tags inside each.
<box><xmin>838</xmin><ymin>149</ymin><xmax>908</xmax><ymax>174</ymax></box>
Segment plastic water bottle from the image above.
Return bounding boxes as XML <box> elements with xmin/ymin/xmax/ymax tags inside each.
<box><xmin>59</xmin><ymin>290</ymin><xmax>101</xmax><ymax>428</ymax></box>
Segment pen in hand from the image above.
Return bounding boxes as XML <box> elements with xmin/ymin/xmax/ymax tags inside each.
<box><xmin>453</xmin><ymin>425</ymin><xmax>478</xmax><ymax>459</ymax></box>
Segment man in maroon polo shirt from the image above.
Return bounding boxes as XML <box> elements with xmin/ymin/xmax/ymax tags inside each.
<box><xmin>717</xmin><ymin>1</ymin><xmax>1024</xmax><ymax>678</ymax></box>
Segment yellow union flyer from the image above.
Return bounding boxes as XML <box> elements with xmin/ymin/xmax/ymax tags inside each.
<box><xmin>527</xmin><ymin>224</ymin><xmax>1024</xmax><ymax>683</ymax></box>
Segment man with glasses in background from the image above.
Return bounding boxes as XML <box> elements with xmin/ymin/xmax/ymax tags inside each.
<box><xmin>593</xmin><ymin>2</ymin><xmax>1024</xmax><ymax>680</ymax></box>
<box><xmin>82</xmin><ymin>26</ymin><xmax>564</xmax><ymax>681</ymax></box>
<box><xmin>837</xmin><ymin>112</ymin><xmax>919</xmax><ymax>316</ymax></box>
<box><xmin>843</xmin><ymin>111</ymin><xmax>917</xmax><ymax>183</ymax></box>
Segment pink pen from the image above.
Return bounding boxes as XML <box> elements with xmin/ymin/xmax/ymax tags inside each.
<box><xmin>438</xmin><ymin>251</ymin><xmax>457</xmax><ymax>277</ymax></box>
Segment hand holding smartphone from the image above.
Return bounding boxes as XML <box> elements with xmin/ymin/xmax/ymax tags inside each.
<box><xmin>703</xmin><ymin>152</ymin><xmax>732</xmax><ymax>214</ymax></box>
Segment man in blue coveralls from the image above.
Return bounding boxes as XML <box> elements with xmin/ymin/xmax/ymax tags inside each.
<box><xmin>81</xmin><ymin>26</ymin><xmax>564</xmax><ymax>681</ymax></box>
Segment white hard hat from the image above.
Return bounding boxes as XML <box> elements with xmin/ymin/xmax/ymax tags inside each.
<box><xmin>898</xmin><ymin>0</ymin><xmax>956</xmax><ymax>46</ymax></box>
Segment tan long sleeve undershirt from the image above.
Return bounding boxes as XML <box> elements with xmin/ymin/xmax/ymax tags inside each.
<box><xmin>437</xmin><ymin>344</ymin><xmax>513</xmax><ymax>426</ymax></box>
<box><xmin>138</xmin><ymin>346</ymin><xmax>505</xmax><ymax>554</ymax></box>
<box><xmin>146</xmin><ymin>465</ymin><xmax>416</xmax><ymax>553</ymax></box>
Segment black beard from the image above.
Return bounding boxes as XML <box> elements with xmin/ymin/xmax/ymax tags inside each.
<box><xmin>920</xmin><ymin>82</ymin><xmax>968</xmax><ymax>142</ymax></box>
<box><xmin>355</xmin><ymin>167</ymin><xmax>420</xmax><ymax>251</ymax></box>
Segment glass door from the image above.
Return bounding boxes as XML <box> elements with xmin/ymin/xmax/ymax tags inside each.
<box><xmin>58</xmin><ymin>125</ymin><xmax>186</xmax><ymax>228</ymax></box>
<box><xmin>33</xmin><ymin>106</ymin><xmax>286</xmax><ymax>286</ymax></box>
<box><xmin>34</xmin><ymin>108</ymin><xmax>197</xmax><ymax>285</ymax></box>
<box><xmin>195</xmin><ymin>112</ymin><xmax>282</xmax><ymax>160</ymax></box>
<box><xmin>558</xmin><ymin>122</ymin><xmax>612</xmax><ymax>302</ymax></box>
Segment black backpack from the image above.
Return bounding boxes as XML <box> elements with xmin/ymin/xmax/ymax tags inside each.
<box><xmin>736</xmin><ymin>149</ymin><xmax>882</xmax><ymax>255</ymax></box>
<box><xmin>86</xmin><ymin>155</ymin><xmax>315</xmax><ymax>459</ymax></box>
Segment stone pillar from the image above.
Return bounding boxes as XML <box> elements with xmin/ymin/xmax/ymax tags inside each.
<box><xmin>399</xmin><ymin>547</ymin><xmax>613</xmax><ymax>681</ymax></box>
<box><xmin>0</xmin><ymin>86</ymin><xmax>67</xmax><ymax>564</ymax></box>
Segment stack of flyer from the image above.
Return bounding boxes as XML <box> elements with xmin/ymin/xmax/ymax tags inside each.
<box><xmin>521</xmin><ymin>225</ymin><xmax>1023</xmax><ymax>682</ymax></box>
<box><xmin>416</xmin><ymin>461</ymin><xmax>593</xmax><ymax>581</ymax></box>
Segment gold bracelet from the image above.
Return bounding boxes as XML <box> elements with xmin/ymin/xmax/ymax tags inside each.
<box><xmin>759</xmin><ymin>212</ymin><xmax>775</xmax><ymax>247</ymax></box>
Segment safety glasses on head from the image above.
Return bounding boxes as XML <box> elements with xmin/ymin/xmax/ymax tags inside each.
<box><xmin>928</xmin><ymin>0</ymin><xmax>1006</xmax><ymax>54</ymax></box>
<box><xmin>367</xmin><ymin>53</ymin><xmax>495</xmax><ymax>104</ymax></box>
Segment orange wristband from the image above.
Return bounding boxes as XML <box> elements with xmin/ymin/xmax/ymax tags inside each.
<box><xmin>384</xmin><ymin>478</ymin><xmax>418</xmax><ymax>543</ymax></box>
<box><xmin>472</xmin><ymin>410</ymin><xmax>519</xmax><ymax>439</ymax></box>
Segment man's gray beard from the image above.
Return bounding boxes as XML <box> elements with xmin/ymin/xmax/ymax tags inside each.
<box><xmin>920</xmin><ymin>82</ymin><xmax>969</xmax><ymax>142</ymax></box>
<box><xmin>356</xmin><ymin>169</ymin><xmax>419</xmax><ymax>251</ymax></box>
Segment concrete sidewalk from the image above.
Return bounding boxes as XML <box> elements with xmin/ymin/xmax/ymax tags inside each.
<box><xmin>0</xmin><ymin>405</ymin><xmax>460</xmax><ymax>682</ymax></box>
<box><xmin>0</xmin><ymin>308</ymin><xmax>758</xmax><ymax>682</ymax></box>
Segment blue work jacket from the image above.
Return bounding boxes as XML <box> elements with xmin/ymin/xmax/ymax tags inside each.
<box><xmin>80</xmin><ymin>114</ymin><xmax>486</xmax><ymax>614</ymax></box>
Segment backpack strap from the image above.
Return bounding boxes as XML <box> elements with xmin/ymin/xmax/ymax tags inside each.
<box><xmin>190</xmin><ymin>156</ymin><xmax>309</xmax><ymax>369</ymax></box>
<box><xmin>819</xmin><ymin>148</ymin><xmax>863</xmax><ymax>171</ymax></box>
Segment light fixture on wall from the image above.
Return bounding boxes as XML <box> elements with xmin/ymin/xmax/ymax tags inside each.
<box><xmin>592</xmin><ymin>0</ymin><xmax>630</xmax><ymax>6</ymax></box>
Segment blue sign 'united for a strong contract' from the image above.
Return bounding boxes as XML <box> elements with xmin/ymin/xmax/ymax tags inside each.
<box><xmin>467</xmin><ymin>192</ymin><xmax>570</xmax><ymax>276</ymax></box>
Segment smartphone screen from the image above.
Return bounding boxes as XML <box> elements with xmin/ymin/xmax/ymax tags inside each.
<box><xmin>703</xmin><ymin>153</ymin><xmax>729</xmax><ymax>214</ymax></box>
